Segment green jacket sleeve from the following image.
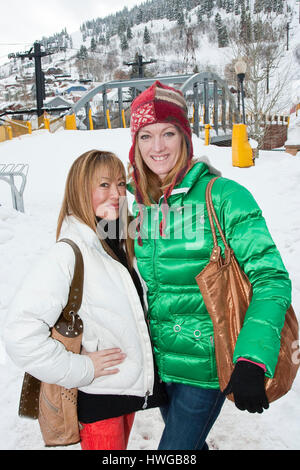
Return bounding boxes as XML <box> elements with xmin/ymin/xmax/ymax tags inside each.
<box><xmin>216</xmin><ymin>179</ymin><xmax>292</xmax><ymax>377</ymax></box>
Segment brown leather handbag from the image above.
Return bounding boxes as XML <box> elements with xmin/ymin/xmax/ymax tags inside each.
<box><xmin>18</xmin><ymin>239</ymin><xmax>84</xmax><ymax>446</ymax></box>
<box><xmin>196</xmin><ymin>177</ymin><xmax>299</xmax><ymax>403</ymax></box>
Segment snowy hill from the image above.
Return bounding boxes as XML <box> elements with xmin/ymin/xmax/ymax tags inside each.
<box><xmin>0</xmin><ymin>0</ymin><xmax>299</xmax><ymax>113</ymax></box>
<box><xmin>0</xmin><ymin>125</ymin><xmax>299</xmax><ymax>450</ymax></box>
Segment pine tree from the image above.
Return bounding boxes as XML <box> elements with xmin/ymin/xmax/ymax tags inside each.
<box><xmin>120</xmin><ymin>34</ymin><xmax>128</xmax><ymax>51</ymax></box>
<box><xmin>143</xmin><ymin>26</ymin><xmax>151</xmax><ymax>44</ymax></box>
<box><xmin>137</xmin><ymin>8</ymin><xmax>143</xmax><ymax>24</ymax></box>
<box><xmin>253</xmin><ymin>0</ymin><xmax>263</xmax><ymax>14</ymax></box>
<box><xmin>77</xmin><ymin>45</ymin><xmax>88</xmax><ymax>60</ymax></box>
<box><xmin>276</xmin><ymin>0</ymin><xmax>284</xmax><ymax>14</ymax></box>
<box><xmin>215</xmin><ymin>12</ymin><xmax>229</xmax><ymax>48</ymax></box>
<box><xmin>177</xmin><ymin>11</ymin><xmax>185</xmax><ymax>27</ymax></box>
<box><xmin>197</xmin><ymin>7</ymin><xmax>203</xmax><ymax>24</ymax></box>
<box><xmin>90</xmin><ymin>37</ymin><xmax>97</xmax><ymax>52</ymax></box>
<box><xmin>219</xmin><ymin>25</ymin><xmax>229</xmax><ymax>47</ymax></box>
<box><xmin>118</xmin><ymin>17</ymin><xmax>127</xmax><ymax>35</ymax></box>
<box><xmin>215</xmin><ymin>12</ymin><xmax>222</xmax><ymax>31</ymax></box>
<box><xmin>127</xmin><ymin>25</ymin><xmax>133</xmax><ymax>40</ymax></box>
<box><xmin>234</xmin><ymin>0</ymin><xmax>240</xmax><ymax>15</ymax></box>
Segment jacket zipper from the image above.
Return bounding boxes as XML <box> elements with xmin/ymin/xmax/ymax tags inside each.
<box><xmin>142</xmin><ymin>390</ymin><xmax>150</xmax><ymax>409</ymax></box>
<box><xmin>152</xmin><ymin>205</ymin><xmax>160</xmax><ymax>284</ymax></box>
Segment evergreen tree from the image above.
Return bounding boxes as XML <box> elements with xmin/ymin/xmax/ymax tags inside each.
<box><xmin>137</xmin><ymin>8</ymin><xmax>143</xmax><ymax>24</ymax></box>
<box><xmin>77</xmin><ymin>45</ymin><xmax>88</xmax><ymax>60</ymax></box>
<box><xmin>118</xmin><ymin>17</ymin><xmax>127</xmax><ymax>35</ymax></box>
<box><xmin>277</xmin><ymin>0</ymin><xmax>284</xmax><ymax>14</ymax></box>
<box><xmin>143</xmin><ymin>26</ymin><xmax>151</xmax><ymax>44</ymax></box>
<box><xmin>215</xmin><ymin>13</ymin><xmax>229</xmax><ymax>47</ymax></box>
<box><xmin>205</xmin><ymin>0</ymin><xmax>214</xmax><ymax>18</ymax></box>
<box><xmin>215</xmin><ymin>12</ymin><xmax>222</xmax><ymax>30</ymax></box>
<box><xmin>120</xmin><ymin>34</ymin><xmax>128</xmax><ymax>51</ymax></box>
<box><xmin>90</xmin><ymin>37</ymin><xmax>97</xmax><ymax>52</ymax></box>
<box><xmin>234</xmin><ymin>0</ymin><xmax>240</xmax><ymax>15</ymax></box>
<box><xmin>127</xmin><ymin>25</ymin><xmax>133</xmax><ymax>40</ymax></box>
<box><xmin>219</xmin><ymin>25</ymin><xmax>229</xmax><ymax>47</ymax></box>
<box><xmin>177</xmin><ymin>11</ymin><xmax>185</xmax><ymax>27</ymax></box>
<box><xmin>197</xmin><ymin>7</ymin><xmax>203</xmax><ymax>24</ymax></box>
<box><xmin>253</xmin><ymin>0</ymin><xmax>263</xmax><ymax>14</ymax></box>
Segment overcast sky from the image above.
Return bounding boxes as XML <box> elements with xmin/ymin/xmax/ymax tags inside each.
<box><xmin>0</xmin><ymin>0</ymin><xmax>145</xmax><ymax>65</ymax></box>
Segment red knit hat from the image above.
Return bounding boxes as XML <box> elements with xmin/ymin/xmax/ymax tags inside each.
<box><xmin>129</xmin><ymin>80</ymin><xmax>193</xmax><ymax>243</ymax></box>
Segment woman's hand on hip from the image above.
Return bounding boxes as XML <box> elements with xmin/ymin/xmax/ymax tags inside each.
<box><xmin>81</xmin><ymin>347</ymin><xmax>126</xmax><ymax>379</ymax></box>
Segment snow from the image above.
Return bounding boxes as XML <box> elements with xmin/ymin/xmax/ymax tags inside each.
<box><xmin>0</xmin><ymin>125</ymin><xmax>299</xmax><ymax>450</ymax></box>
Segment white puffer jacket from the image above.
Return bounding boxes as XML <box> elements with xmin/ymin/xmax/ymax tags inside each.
<box><xmin>4</xmin><ymin>216</ymin><xmax>154</xmax><ymax>398</ymax></box>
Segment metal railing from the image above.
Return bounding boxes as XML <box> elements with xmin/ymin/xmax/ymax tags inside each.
<box><xmin>0</xmin><ymin>163</ymin><xmax>29</xmax><ymax>212</ymax></box>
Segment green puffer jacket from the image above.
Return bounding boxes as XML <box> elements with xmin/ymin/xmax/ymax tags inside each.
<box><xmin>132</xmin><ymin>161</ymin><xmax>292</xmax><ymax>389</ymax></box>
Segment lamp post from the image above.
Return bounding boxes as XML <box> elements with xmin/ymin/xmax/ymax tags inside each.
<box><xmin>234</xmin><ymin>58</ymin><xmax>247</xmax><ymax>125</ymax></box>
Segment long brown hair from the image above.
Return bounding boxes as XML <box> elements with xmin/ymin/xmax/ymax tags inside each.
<box><xmin>128</xmin><ymin>128</ymin><xmax>190</xmax><ymax>205</ymax></box>
<box><xmin>57</xmin><ymin>149</ymin><xmax>134</xmax><ymax>268</ymax></box>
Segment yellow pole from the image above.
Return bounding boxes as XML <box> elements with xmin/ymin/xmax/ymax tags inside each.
<box><xmin>0</xmin><ymin>126</ymin><xmax>6</xmax><ymax>142</ymax></box>
<box><xmin>44</xmin><ymin>117</ymin><xmax>50</xmax><ymax>131</ymax></box>
<box><xmin>204</xmin><ymin>124</ymin><xmax>211</xmax><ymax>146</ymax></box>
<box><xmin>232</xmin><ymin>123</ymin><xmax>254</xmax><ymax>167</ymax></box>
<box><xmin>26</xmin><ymin>121</ymin><xmax>32</xmax><ymax>134</ymax></box>
<box><xmin>106</xmin><ymin>109</ymin><xmax>111</xmax><ymax>129</ymax></box>
<box><xmin>121</xmin><ymin>109</ymin><xmax>126</xmax><ymax>128</ymax></box>
<box><xmin>6</xmin><ymin>126</ymin><xmax>13</xmax><ymax>140</ymax></box>
<box><xmin>65</xmin><ymin>114</ymin><xmax>77</xmax><ymax>130</ymax></box>
<box><xmin>88</xmin><ymin>108</ymin><xmax>94</xmax><ymax>130</ymax></box>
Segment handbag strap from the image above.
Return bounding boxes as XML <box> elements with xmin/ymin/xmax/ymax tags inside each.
<box><xmin>58</xmin><ymin>238</ymin><xmax>84</xmax><ymax>321</ymax></box>
<box><xmin>205</xmin><ymin>177</ymin><xmax>230</xmax><ymax>252</ymax></box>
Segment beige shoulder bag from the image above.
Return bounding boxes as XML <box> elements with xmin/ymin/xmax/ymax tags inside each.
<box><xmin>18</xmin><ymin>238</ymin><xmax>84</xmax><ymax>446</ymax></box>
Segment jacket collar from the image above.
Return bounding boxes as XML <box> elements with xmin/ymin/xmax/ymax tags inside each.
<box><xmin>168</xmin><ymin>158</ymin><xmax>221</xmax><ymax>198</ymax></box>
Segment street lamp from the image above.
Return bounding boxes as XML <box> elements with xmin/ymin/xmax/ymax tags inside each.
<box><xmin>234</xmin><ymin>58</ymin><xmax>247</xmax><ymax>124</ymax></box>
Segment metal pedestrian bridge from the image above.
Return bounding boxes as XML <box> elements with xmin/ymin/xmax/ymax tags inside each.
<box><xmin>71</xmin><ymin>73</ymin><xmax>237</xmax><ymax>145</ymax></box>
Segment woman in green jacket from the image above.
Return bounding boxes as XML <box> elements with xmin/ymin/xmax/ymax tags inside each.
<box><xmin>128</xmin><ymin>81</ymin><xmax>291</xmax><ymax>450</ymax></box>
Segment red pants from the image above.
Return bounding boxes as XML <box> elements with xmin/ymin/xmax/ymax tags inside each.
<box><xmin>79</xmin><ymin>413</ymin><xmax>135</xmax><ymax>450</ymax></box>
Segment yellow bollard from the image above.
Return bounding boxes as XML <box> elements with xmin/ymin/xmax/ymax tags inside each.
<box><xmin>6</xmin><ymin>126</ymin><xmax>13</xmax><ymax>140</ymax></box>
<box><xmin>88</xmin><ymin>109</ymin><xmax>94</xmax><ymax>130</ymax></box>
<box><xmin>65</xmin><ymin>114</ymin><xmax>77</xmax><ymax>130</ymax></box>
<box><xmin>121</xmin><ymin>109</ymin><xmax>126</xmax><ymax>128</ymax></box>
<box><xmin>204</xmin><ymin>124</ymin><xmax>211</xmax><ymax>146</ymax></box>
<box><xmin>232</xmin><ymin>124</ymin><xmax>254</xmax><ymax>168</ymax></box>
<box><xmin>44</xmin><ymin>117</ymin><xmax>50</xmax><ymax>131</ymax></box>
<box><xmin>0</xmin><ymin>126</ymin><xmax>6</xmax><ymax>142</ymax></box>
<box><xmin>191</xmin><ymin>105</ymin><xmax>195</xmax><ymax>124</ymax></box>
<box><xmin>26</xmin><ymin>121</ymin><xmax>32</xmax><ymax>134</ymax></box>
<box><xmin>106</xmin><ymin>109</ymin><xmax>111</xmax><ymax>129</ymax></box>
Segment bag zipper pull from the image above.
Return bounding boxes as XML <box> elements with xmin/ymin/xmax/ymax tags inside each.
<box><xmin>142</xmin><ymin>391</ymin><xmax>150</xmax><ymax>409</ymax></box>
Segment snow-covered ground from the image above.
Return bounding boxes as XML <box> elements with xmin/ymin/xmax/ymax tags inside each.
<box><xmin>0</xmin><ymin>125</ymin><xmax>299</xmax><ymax>450</ymax></box>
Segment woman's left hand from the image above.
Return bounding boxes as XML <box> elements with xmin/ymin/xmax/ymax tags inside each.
<box><xmin>223</xmin><ymin>361</ymin><xmax>269</xmax><ymax>413</ymax></box>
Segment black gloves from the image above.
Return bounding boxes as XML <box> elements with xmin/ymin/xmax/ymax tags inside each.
<box><xmin>223</xmin><ymin>361</ymin><xmax>269</xmax><ymax>413</ymax></box>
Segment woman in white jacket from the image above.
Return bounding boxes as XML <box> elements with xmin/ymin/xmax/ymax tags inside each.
<box><xmin>5</xmin><ymin>149</ymin><xmax>165</xmax><ymax>450</ymax></box>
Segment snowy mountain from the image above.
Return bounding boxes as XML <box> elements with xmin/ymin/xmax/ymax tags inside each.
<box><xmin>0</xmin><ymin>0</ymin><xmax>299</xmax><ymax>114</ymax></box>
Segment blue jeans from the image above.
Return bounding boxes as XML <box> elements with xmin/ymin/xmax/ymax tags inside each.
<box><xmin>158</xmin><ymin>382</ymin><xmax>225</xmax><ymax>450</ymax></box>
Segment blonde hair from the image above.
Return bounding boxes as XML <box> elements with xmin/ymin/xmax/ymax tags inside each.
<box><xmin>57</xmin><ymin>149</ymin><xmax>134</xmax><ymax>268</ymax></box>
<box><xmin>128</xmin><ymin>129</ymin><xmax>189</xmax><ymax>205</ymax></box>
